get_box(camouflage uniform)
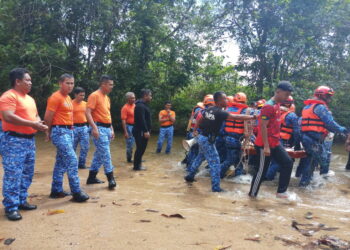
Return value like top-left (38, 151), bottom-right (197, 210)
top-left (73, 125), bottom-right (90, 168)
top-left (2, 134), bottom-right (35, 212)
top-left (51, 127), bottom-right (81, 193)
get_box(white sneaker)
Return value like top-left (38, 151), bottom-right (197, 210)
top-left (321, 170), bottom-right (335, 178)
top-left (276, 192), bottom-right (297, 202)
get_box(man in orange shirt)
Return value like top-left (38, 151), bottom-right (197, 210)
top-left (44, 74), bottom-right (89, 202)
top-left (121, 92), bottom-right (135, 163)
top-left (86, 75), bottom-right (116, 189)
top-left (156, 101), bottom-right (176, 154)
top-left (72, 87), bottom-right (90, 169)
top-left (0, 68), bottom-right (48, 221)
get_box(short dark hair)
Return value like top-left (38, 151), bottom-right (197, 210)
top-left (140, 89), bottom-right (152, 98)
top-left (9, 68), bottom-right (29, 87)
top-left (277, 81), bottom-right (293, 92)
top-left (213, 91), bottom-right (225, 103)
top-left (73, 87), bottom-right (85, 95)
top-left (99, 75), bottom-right (113, 85)
top-left (164, 101), bottom-right (172, 106)
top-left (58, 73), bottom-right (74, 83)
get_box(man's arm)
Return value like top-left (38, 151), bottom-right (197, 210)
top-left (121, 119), bottom-right (128, 138)
top-left (315, 105), bottom-right (347, 134)
top-left (261, 119), bottom-right (270, 156)
top-left (86, 107), bottom-right (99, 139)
top-left (170, 112), bottom-right (175, 123)
top-left (43, 110), bottom-right (55, 141)
top-left (228, 113), bottom-right (255, 120)
top-left (2, 110), bottom-right (47, 131)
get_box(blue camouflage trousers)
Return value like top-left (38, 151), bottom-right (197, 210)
top-left (156, 126), bottom-right (174, 153)
top-left (126, 124), bottom-right (135, 160)
top-left (2, 134), bottom-right (35, 212)
top-left (220, 135), bottom-right (242, 178)
top-left (216, 135), bottom-right (227, 162)
top-left (73, 125), bottom-right (90, 167)
top-left (0, 121), bottom-right (3, 155)
top-left (90, 126), bottom-right (114, 174)
top-left (299, 133), bottom-right (328, 186)
top-left (51, 127), bottom-right (81, 193)
top-left (186, 134), bottom-right (221, 192)
top-left (185, 131), bottom-right (199, 169)
top-left (323, 139), bottom-right (333, 174)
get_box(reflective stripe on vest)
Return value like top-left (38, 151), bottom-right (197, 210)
top-left (224, 105), bottom-right (245, 134)
top-left (280, 111), bottom-right (293, 140)
top-left (301, 103), bottom-right (327, 134)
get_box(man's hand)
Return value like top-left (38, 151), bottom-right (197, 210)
top-left (111, 128), bottom-right (115, 140)
top-left (263, 146), bottom-right (271, 156)
top-left (144, 132), bottom-right (150, 139)
top-left (124, 132), bottom-right (130, 139)
top-left (92, 127), bottom-right (99, 139)
top-left (32, 121), bottom-right (48, 132)
top-left (193, 130), bottom-right (199, 137)
top-left (45, 130), bottom-right (51, 142)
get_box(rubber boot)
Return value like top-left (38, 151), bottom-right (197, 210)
top-left (86, 171), bottom-right (105, 184)
top-left (106, 172), bottom-right (116, 189)
top-left (72, 191), bottom-right (89, 202)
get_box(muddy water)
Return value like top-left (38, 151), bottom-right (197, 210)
top-left (0, 134), bottom-right (349, 250)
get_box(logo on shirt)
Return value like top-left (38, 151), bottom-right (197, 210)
top-left (205, 111), bottom-right (215, 120)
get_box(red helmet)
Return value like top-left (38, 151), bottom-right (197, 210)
top-left (314, 86), bottom-right (334, 98)
top-left (203, 94), bottom-right (214, 106)
top-left (256, 99), bottom-right (266, 108)
top-left (234, 92), bottom-right (247, 104)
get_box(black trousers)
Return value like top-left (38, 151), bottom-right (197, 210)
top-left (133, 130), bottom-right (148, 169)
top-left (249, 145), bottom-right (293, 197)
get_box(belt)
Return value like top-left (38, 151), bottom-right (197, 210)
top-left (52, 125), bottom-right (73, 129)
top-left (96, 122), bottom-right (111, 128)
top-left (74, 123), bottom-right (88, 127)
top-left (161, 125), bottom-right (173, 128)
top-left (8, 131), bottom-right (35, 139)
top-left (126, 123), bottom-right (134, 126)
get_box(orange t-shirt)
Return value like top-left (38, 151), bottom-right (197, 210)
top-left (46, 91), bottom-right (73, 125)
top-left (87, 90), bottom-right (111, 124)
top-left (72, 100), bottom-right (87, 124)
top-left (159, 110), bottom-right (176, 127)
top-left (0, 89), bottom-right (38, 134)
top-left (121, 103), bottom-right (135, 125)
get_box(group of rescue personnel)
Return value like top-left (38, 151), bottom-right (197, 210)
top-left (183, 81), bottom-right (348, 199)
top-left (0, 68), bottom-right (347, 221)
top-left (0, 68), bottom-right (176, 221)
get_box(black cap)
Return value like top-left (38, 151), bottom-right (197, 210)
top-left (277, 81), bottom-right (293, 92)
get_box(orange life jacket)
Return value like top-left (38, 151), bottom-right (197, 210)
top-left (280, 110), bottom-right (293, 140)
top-left (301, 99), bottom-right (328, 134)
top-left (224, 103), bottom-right (248, 135)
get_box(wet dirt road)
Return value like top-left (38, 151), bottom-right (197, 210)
top-left (0, 134), bottom-right (349, 249)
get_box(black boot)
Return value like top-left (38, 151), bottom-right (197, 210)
top-left (86, 171), bottom-right (105, 184)
top-left (5, 210), bottom-right (22, 221)
top-left (49, 190), bottom-right (71, 199)
top-left (72, 191), bottom-right (89, 202)
top-left (19, 202), bottom-right (37, 210)
top-left (106, 172), bottom-right (117, 189)
top-left (346, 152), bottom-right (350, 170)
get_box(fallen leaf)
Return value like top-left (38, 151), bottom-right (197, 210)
top-left (4, 238), bottom-right (15, 245)
top-left (112, 201), bottom-right (122, 206)
top-left (245, 235), bottom-right (261, 242)
top-left (132, 202), bottom-right (141, 206)
top-left (139, 220), bottom-right (151, 223)
top-left (214, 245), bottom-right (232, 250)
top-left (47, 209), bottom-right (65, 215)
top-left (100, 204), bottom-right (106, 208)
top-left (274, 236), bottom-right (302, 247)
top-left (231, 201), bottom-right (236, 204)
top-left (161, 213), bottom-right (185, 219)
top-left (0, 238), bottom-right (4, 242)
top-left (89, 201), bottom-right (99, 203)
top-left (318, 235), bottom-right (350, 249)
top-left (145, 209), bottom-right (159, 213)
top-left (257, 208), bottom-right (268, 213)
top-left (91, 197), bottom-right (100, 200)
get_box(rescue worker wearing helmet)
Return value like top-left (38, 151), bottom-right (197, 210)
top-left (265, 96), bottom-right (301, 180)
top-left (298, 86), bottom-right (347, 186)
top-left (184, 95), bottom-right (214, 169)
top-left (220, 92), bottom-right (249, 178)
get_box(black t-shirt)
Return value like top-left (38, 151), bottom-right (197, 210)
top-left (199, 106), bottom-right (229, 136)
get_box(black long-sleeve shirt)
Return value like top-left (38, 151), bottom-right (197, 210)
top-left (133, 100), bottom-right (151, 133)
